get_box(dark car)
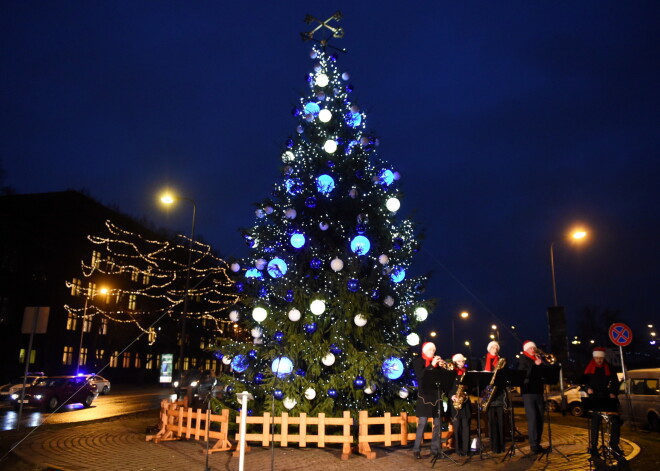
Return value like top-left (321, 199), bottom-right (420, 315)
top-left (10, 375), bottom-right (98, 411)
top-left (173, 370), bottom-right (217, 407)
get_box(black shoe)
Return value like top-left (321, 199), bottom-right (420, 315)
top-left (611, 446), bottom-right (625, 458)
top-left (413, 451), bottom-right (422, 459)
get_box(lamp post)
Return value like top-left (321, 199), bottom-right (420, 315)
top-left (452, 311), bottom-right (469, 353)
top-left (77, 286), bottom-right (108, 374)
top-left (160, 193), bottom-right (197, 381)
top-left (550, 229), bottom-right (587, 307)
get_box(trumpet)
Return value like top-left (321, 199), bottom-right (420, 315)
top-left (537, 349), bottom-right (557, 365)
top-left (433, 356), bottom-right (455, 370)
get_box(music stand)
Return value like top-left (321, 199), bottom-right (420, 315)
top-left (422, 368), bottom-right (459, 467)
top-left (539, 363), bottom-right (569, 461)
top-left (501, 369), bottom-right (529, 462)
top-left (463, 371), bottom-right (494, 460)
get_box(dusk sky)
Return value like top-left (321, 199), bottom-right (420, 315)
top-left (2, 1), bottom-right (659, 357)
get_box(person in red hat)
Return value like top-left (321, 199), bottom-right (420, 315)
top-left (517, 340), bottom-right (548, 454)
top-left (582, 347), bottom-right (622, 458)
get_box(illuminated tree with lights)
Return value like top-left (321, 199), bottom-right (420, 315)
top-left (65, 221), bottom-right (240, 343)
top-left (217, 42), bottom-right (430, 415)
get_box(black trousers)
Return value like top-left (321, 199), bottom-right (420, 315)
top-left (487, 405), bottom-right (505, 453)
top-left (590, 413), bottom-right (621, 448)
top-left (452, 404), bottom-right (471, 455)
top-left (522, 393), bottom-right (544, 449)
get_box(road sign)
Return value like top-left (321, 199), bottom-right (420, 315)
top-left (609, 323), bottom-right (633, 347)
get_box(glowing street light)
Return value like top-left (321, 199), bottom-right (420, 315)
top-left (550, 228), bottom-right (589, 306)
top-left (159, 191), bottom-right (197, 381)
top-left (452, 311), bottom-right (469, 353)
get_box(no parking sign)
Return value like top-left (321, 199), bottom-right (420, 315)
top-left (609, 323), bottom-right (633, 347)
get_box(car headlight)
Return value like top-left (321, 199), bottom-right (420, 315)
top-left (190, 381), bottom-right (199, 388)
top-left (34, 395), bottom-right (42, 400)
top-left (173, 381), bottom-right (179, 388)
top-left (10, 393), bottom-right (18, 400)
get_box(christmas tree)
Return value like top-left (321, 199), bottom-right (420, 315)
top-left (217, 37), bottom-right (430, 415)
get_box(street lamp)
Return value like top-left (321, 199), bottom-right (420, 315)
top-left (452, 311), bottom-right (469, 353)
top-left (491, 324), bottom-right (499, 341)
top-left (77, 286), bottom-right (108, 374)
top-left (550, 228), bottom-right (588, 307)
top-left (464, 340), bottom-right (472, 364)
top-left (160, 192), bottom-right (197, 381)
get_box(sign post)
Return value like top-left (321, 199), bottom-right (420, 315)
top-left (608, 322), bottom-right (635, 431)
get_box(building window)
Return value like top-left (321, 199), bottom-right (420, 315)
top-left (183, 357), bottom-right (189, 371)
top-left (79, 347), bottom-right (88, 366)
top-left (91, 250), bottom-right (102, 268)
top-left (146, 354), bottom-right (154, 370)
top-left (82, 316), bottom-right (91, 333)
top-left (131, 269), bottom-right (139, 282)
top-left (128, 294), bottom-right (136, 311)
top-left (19, 349), bottom-right (36, 364)
top-left (200, 338), bottom-right (205, 349)
top-left (96, 349), bottom-right (105, 364)
top-left (106, 256), bottom-right (115, 273)
top-left (66, 312), bottom-right (78, 331)
top-left (134, 353), bottom-right (141, 368)
top-left (122, 352), bottom-right (131, 368)
top-left (62, 346), bottom-right (74, 365)
top-left (109, 351), bottom-right (119, 368)
top-left (70, 278), bottom-right (83, 296)
top-left (99, 318), bottom-right (108, 335)
top-left (143, 272), bottom-right (150, 285)
top-left (205, 359), bottom-right (211, 370)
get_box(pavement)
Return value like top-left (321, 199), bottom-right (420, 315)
top-left (0, 412), bottom-right (641, 471)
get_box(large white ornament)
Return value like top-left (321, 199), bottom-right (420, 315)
top-left (310, 299), bottom-right (326, 315)
top-left (364, 384), bottom-right (377, 395)
top-left (406, 333), bottom-right (420, 346)
top-left (384, 296), bottom-right (395, 307)
top-left (354, 314), bottom-right (368, 327)
top-left (255, 258), bottom-right (267, 270)
top-left (318, 109), bottom-right (332, 123)
top-left (283, 397), bottom-right (297, 410)
top-left (221, 356), bottom-right (232, 365)
top-left (342, 72), bottom-right (350, 81)
top-left (323, 139), bottom-right (337, 154)
top-left (288, 308), bottom-right (301, 322)
top-left (229, 310), bottom-right (240, 322)
top-left (386, 197), bottom-right (401, 212)
top-left (282, 151), bottom-right (295, 163)
top-left (321, 353), bottom-right (336, 366)
top-left (399, 388), bottom-right (410, 399)
top-left (285, 208), bottom-right (297, 219)
top-left (378, 254), bottom-right (389, 265)
top-left (252, 307), bottom-right (267, 323)
top-left (251, 327), bottom-right (263, 338)
top-left (414, 307), bottom-right (429, 321)
top-left (330, 258), bottom-right (344, 272)
top-left (315, 73), bottom-right (329, 87)
top-left (255, 209), bottom-right (265, 218)
top-left (304, 388), bottom-right (316, 400)
top-left (230, 262), bottom-right (241, 272)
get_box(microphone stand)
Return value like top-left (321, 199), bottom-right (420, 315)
top-left (431, 380), bottom-right (458, 467)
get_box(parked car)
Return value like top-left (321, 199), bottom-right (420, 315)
top-left (547, 385), bottom-right (588, 416)
top-left (0, 372), bottom-right (47, 402)
top-left (619, 368), bottom-right (660, 432)
top-left (10, 375), bottom-right (98, 411)
top-left (83, 374), bottom-right (111, 395)
top-left (173, 370), bottom-right (217, 407)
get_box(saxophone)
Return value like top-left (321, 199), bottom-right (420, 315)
top-left (479, 357), bottom-right (506, 412)
top-left (453, 371), bottom-right (468, 410)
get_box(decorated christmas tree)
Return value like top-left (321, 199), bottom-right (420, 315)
top-left (217, 25), bottom-right (430, 415)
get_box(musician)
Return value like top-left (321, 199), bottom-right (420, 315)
top-left (483, 341), bottom-right (506, 453)
top-left (517, 340), bottom-right (547, 454)
top-left (449, 353), bottom-right (472, 456)
top-left (582, 347), bottom-right (622, 457)
top-left (412, 342), bottom-right (446, 459)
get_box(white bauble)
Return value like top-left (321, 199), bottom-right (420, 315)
top-left (282, 150), bottom-right (295, 162)
top-left (229, 310), bottom-right (240, 322)
top-left (255, 258), bottom-right (267, 270)
top-left (283, 397), bottom-right (297, 410)
top-left (321, 353), bottom-right (336, 366)
top-left (230, 263), bottom-right (241, 272)
top-left (252, 307), bottom-right (267, 323)
top-left (354, 314), bottom-right (368, 327)
top-left (386, 197), bottom-right (401, 212)
top-left (285, 208), bottom-right (297, 219)
top-left (310, 299), bottom-right (326, 315)
top-left (304, 388), bottom-right (316, 400)
top-left (296, 125), bottom-right (304, 134)
top-left (323, 139), bottom-right (337, 154)
top-left (318, 109), bottom-right (332, 123)
top-left (406, 333), bottom-right (420, 346)
top-left (319, 221), bottom-right (329, 231)
top-left (364, 384), bottom-right (376, 395)
top-left (342, 72), bottom-right (350, 81)
top-left (221, 356), bottom-right (232, 365)
top-left (315, 73), bottom-right (329, 87)
top-left (310, 51), bottom-right (318, 59)
top-left (251, 327), bottom-right (263, 338)
top-left (378, 254), bottom-right (389, 265)
top-left (330, 258), bottom-right (344, 272)
top-left (384, 296), bottom-right (395, 307)
top-left (414, 307), bottom-right (429, 321)
top-left (255, 209), bottom-right (265, 218)
top-left (399, 388), bottom-right (409, 399)
top-left (288, 308), bottom-right (301, 322)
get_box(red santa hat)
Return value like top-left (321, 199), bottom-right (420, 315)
top-left (421, 342), bottom-right (436, 358)
top-left (592, 347), bottom-right (606, 358)
top-left (523, 340), bottom-right (536, 352)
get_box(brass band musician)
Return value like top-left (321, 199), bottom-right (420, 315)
top-left (483, 341), bottom-right (506, 453)
top-left (449, 353), bottom-right (472, 456)
top-left (412, 342), bottom-right (446, 459)
top-left (517, 340), bottom-right (548, 454)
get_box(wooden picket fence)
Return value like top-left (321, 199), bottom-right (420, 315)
top-left (146, 399), bottom-right (232, 454)
top-left (233, 410), bottom-right (353, 460)
top-left (146, 401), bottom-right (452, 460)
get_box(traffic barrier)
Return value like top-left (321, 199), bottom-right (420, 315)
top-left (233, 410), bottom-right (353, 460)
top-left (146, 399), bottom-right (232, 454)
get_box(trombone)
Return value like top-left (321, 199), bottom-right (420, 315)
top-left (537, 349), bottom-right (557, 365)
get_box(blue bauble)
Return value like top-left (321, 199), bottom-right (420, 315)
top-left (245, 268), bottom-right (263, 279)
top-left (246, 239), bottom-right (255, 248)
top-left (290, 232), bottom-right (305, 248)
top-left (285, 226), bottom-right (296, 235)
top-left (390, 267), bottom-right (406, 283)
top-left (305, 197), bottom-right (317, 208)
top-left (285, 290), bottom-right (295, 302)
top-left (248, 350), bottom-right (258, 359)
top-left (291, 107), bottom-right (301, 117)
top-left (295, 369), bottom-right (306, 377)
top-left (330, 344), bottom-right (342, 355)
top-left (401, 314), bottom-right (409, 323)
top-left (310, 258), bottom-right (322, 269)
top-left (345, 83), bottom-right (353, 93)
top-left (379, 169), bottom-right (395, 187)
top-left (328, 388), bottom-right (338, 398)
top-left (327, 160), bottom-right (335, 168)
top-left (370, 289), bottom-right (380, 300)
top-left (254, 373), bottom-right (264, 384)
top-left (304, 323), bottom-right (317, 334)
top-left (274, 389), bottom-right (284, 400)
top-left (382, 357), bottom-right (405, 380)
top-left (285, 178), bottom-right (303, 195)
top-left (271, 356), bottom-right (294, 378)
top-left (303, 102), bottom-right (320, 116)
top-left (258, 286), bottom-right (268, 298)
top-left (347, 279), bottom-right (360, 292)
top-left (393, 237), bottom-right (404, 250)
top-left (316, 174), bottom-right (335, 195)
top-left (226, 385), bottom-right (234, 394)
top-left (412, 379), bottom-right (419, 388)
top-left (274, 331), bottom-right (284, 342)
top-left (286, 138), bottom-right (294, 148)
top-left (329, 52), bottom-right (338, 62)
top-left (345, 111), bottom-right (362, 128)
top-left (231, 355), bottom-right (249, 373)
top-left (234, 282), bottom-right (244, 293)
top-left (213, 351), bottom-right (223, 360)
top-left (353, 375), bottom-right (366, 388)
top-left (267, 258), bottom-right (288, 278)
top-left (356, 224), bottom-right (366, 234)
top-left (350, 235), bottom-right (371, 255)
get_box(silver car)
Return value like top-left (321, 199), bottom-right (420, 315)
top-left (0, 373), bottom-right (47, 401)
top-left (83, 374), bottom-right (111, 395)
